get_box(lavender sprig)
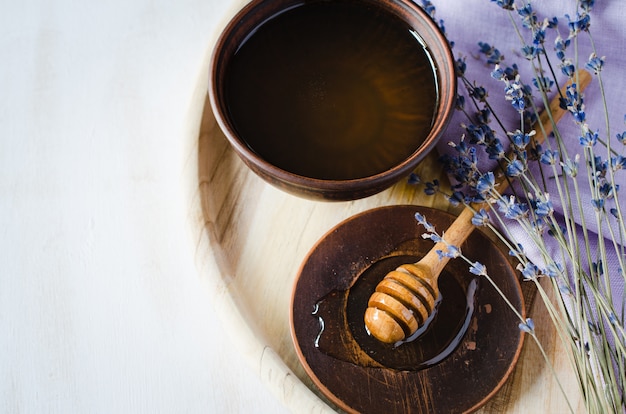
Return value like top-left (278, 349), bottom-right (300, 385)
top-left (415, 1), bottom-right (625, 412)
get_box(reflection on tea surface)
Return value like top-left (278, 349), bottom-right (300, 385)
top-left (225, 0), bottom-right (438, 180)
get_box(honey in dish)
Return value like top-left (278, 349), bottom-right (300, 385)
top-left (313, 255), bottom-right (478, 371)
top-left (224, 0), bottom-right (438, 180)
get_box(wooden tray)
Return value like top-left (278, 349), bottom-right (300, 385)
top-left (195, 89), bottom-right (588, 412)
top-left (193, 7), bottom-right (584, 408)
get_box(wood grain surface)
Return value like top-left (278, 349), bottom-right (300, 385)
top-left (198, 94), bottom-right (585, 413)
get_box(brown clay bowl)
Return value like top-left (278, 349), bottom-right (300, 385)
top-left (208, 0), bottom-right (456, 201)
top-left (290, 205), bottom-right (525, 413)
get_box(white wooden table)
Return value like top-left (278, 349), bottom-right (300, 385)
top-left (0, 1), bottom-right (288, 412)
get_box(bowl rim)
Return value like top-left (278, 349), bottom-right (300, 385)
top-left (208, 0), bottom-right (457, 198)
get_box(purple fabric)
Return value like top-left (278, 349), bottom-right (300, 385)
top-left (430, 2), bottom-right (625, 319)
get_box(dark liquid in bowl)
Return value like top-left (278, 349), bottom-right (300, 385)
top-left (224, 0), bottom-right (438, 180)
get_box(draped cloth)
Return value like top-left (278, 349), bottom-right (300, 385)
top-left (430, 0), bottom-right (624, 365)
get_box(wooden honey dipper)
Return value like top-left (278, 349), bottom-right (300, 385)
top-left (364, 70), bottom-right (592, 344)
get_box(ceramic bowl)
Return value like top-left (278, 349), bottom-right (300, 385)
top-left (209, 0), bottom-right (456, 201)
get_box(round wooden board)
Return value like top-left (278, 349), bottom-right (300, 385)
top-left (291, 205), bottom-right (524, 413)
top-left (195, 93), bottom-right (584, 412)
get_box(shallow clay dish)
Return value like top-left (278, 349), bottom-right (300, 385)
top-left (290, 205), bottom-right (525, 413)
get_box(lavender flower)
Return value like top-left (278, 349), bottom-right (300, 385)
top-left (471, 209), bottom-right (490, 226)
top-left (446, 191), bottom-right (465, 207)
top-left (540, 149), bottom-right (559, 165)
top-left (580, 0), bottom-right (596, 13)
top-left (491, 64), bottom-right (505, 81)
top-left (469, 261), bottom-right (487, 276)
top-left (579, 129), bottom-right (599, 147)
top-left (502, 63), bottom-right (519, 80)
top-left (598, 182), bottom-right (618, 199)
top-left (486, 138), bottom-right (505, 160)
top-left (591, 198), bottom-right (604, 211)
top-left (518, 318), bottom-right (536, 334)
top-left (422, 232), bottom-right (443, 243)
top-left (503, 77), bottom-right (527, 112)
top-left (532, 28), bottom-right (546, 46)
top-left (436, 244), bottom-right (461, 259)
top-left (490, 0), bottom-right (514, 10)
top-left (544, 263), bottom-right (563, 278)
top-left (455, 94), bottom-right (466, 111)
top-left (510, 130), bottom-right (533, 149)
top-left (586, 53), bottom-right (605, 74)
top-left (419, 0), bottom-right (436, 18)
top-left (546, 17), bottom-right (559, 29)
top-left (562, 83), bottom-right (586, 123)
top-left (517, 3), bottom-right (537, 29)
top-left (414, 212), bottom-right (436, 233)
top-left (478, 42), bottom-right (504, 64)
top-left (522, 44), bottom-right (542, 60)
top-left (561, 156), bottom-right (579, 177)
top-left (566, 12), bottom-right (591, 36)
top-left (532, 76), bottom-right (554, 92)
top-left (611, 155), bottom-right (626, 171)
top-left (455, 58), bottom-right (467, 77)
top-left (518, 262), bottom-right (541, 281)
top-left (506, 159), bottom-right (526, 177)
top-left (424, 179), bottom-right (440, 195)
top-left (476, 172), bottom-right (495, 195)
top-left (555, 35), bottom-right (570, 55)
top-left (476, 107), bottom-right (491, 125)
top-left (534, 198), bottom-right (554, 217)
top-left (469, 85), bottom-right (488, 102)
top-left (497, 196), bottom-right (529, 220)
